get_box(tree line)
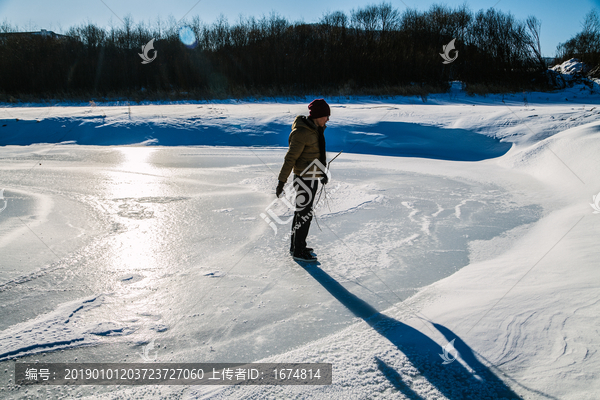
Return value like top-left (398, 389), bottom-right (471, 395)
top-left (0, 3), bottom-right (554, 100)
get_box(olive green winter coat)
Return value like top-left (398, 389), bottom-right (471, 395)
top-left (278, 115), bottom-right (326, 182)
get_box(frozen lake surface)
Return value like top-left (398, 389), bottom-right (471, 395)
top-left (0, 145), bottom-right (540, 362)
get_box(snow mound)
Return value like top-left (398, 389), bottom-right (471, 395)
top-left (501, 119), bottom-right (600, 192)
top-left (551, 58), bottom-right (589, 75)
top-left (547, 58), bottom-right (600, 92)
top-left (0, 297), bottom-right (104, 360)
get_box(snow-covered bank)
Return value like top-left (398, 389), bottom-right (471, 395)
top-left (0, 94), bottom-right (599, 399)
top-left (2, 80), bottom-right (600, 152)
top-left (182, 119), bottom-right (600, 400)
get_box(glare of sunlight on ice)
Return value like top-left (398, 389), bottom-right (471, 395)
top-left (118, 147), bottom-right (157, 175)
top-left (102, 147), bottom-right (164, 199)
top-left (99, 146), bottom-right (172, 277)
top-left (111, 221), bottom-right (163, 272)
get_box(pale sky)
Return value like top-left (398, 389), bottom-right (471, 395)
top-left (1, 0), bottom-right (599, 56)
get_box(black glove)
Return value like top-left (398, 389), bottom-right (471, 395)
top-left (275, 181), bottom-right (285, 198)
top-left (321, 175), bottom-right (328, 185)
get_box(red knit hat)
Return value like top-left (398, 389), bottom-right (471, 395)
top-left (308, 98), bottom-right (331, 119)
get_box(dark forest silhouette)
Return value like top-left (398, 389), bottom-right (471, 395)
top-left (0, 3), bottom-right (595, 100)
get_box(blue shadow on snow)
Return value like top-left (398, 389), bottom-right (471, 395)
top-left (296, 260), bottom-right (523, 399)
top-left (0, 118), bottom-right (510, 161)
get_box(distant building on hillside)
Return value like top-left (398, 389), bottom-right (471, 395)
top-left (0, 29), bottom-right (67, 39)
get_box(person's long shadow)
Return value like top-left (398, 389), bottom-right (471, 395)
top-left (297, 261), bottom-right (523, 399)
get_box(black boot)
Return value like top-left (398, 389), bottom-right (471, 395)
top-left (293, 249), bottom-right (317, 262)
top-left (290, 247), bottom-right (313, 256)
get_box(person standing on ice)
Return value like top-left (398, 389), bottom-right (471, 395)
top-left (275, 98), bottom-right (330, 263)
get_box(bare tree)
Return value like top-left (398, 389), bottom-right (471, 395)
top-left (526, 16), bottom-right (544, 70)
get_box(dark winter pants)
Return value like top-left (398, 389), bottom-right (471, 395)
top-left (290, 175), bottom-right (318, 255)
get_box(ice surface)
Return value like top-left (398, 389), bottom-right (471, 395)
top-left (1, 90), bottom-right (600, 399)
